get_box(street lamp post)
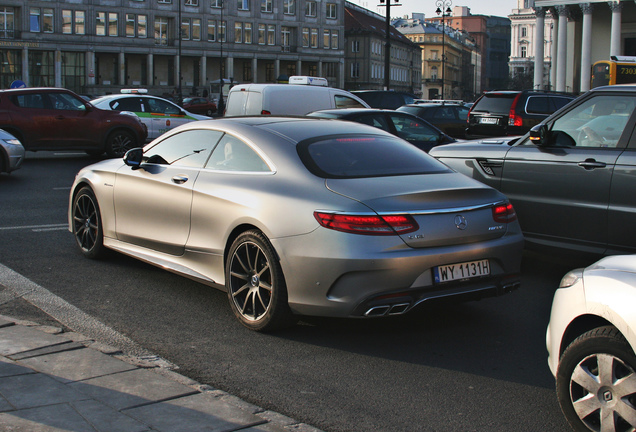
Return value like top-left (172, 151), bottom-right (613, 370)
top-left (217, 0), bottom-right (225, 116)
top-left (378, 0), bottom-right (401, 91)
top-left (436, 0), bottom-right (452, 100)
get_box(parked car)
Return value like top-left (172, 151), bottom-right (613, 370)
top-left (69, 117), bottom-right (524, 331)
top-left (0, 87), bottom-right (147, 157)
top-left (0, 129), bottom-right (25, 174)
top-left (308, 108), bottom-right (457, 152)
top-left (351, 90), bottom-right (417, 110)
top-left (224, 76), bottom-right (369, 116)
top-left (398, 102), bottom-right (471, 138)
top-left (466, 90), bottom-right (576, 138)
top-left (430, 84), bottom-right (636, 255)
top-left (546, 254), bottom-right (636, 432)
top-left (92, 91), bottom-right (210, 141)
top-left (182, 97), bottom-right (217, 116)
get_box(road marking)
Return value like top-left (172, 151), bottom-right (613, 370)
top-left (0, 224), bottom-right (68, 231)
top-left (0, 263), bottom-right (153, 357)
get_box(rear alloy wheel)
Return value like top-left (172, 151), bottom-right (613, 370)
top-left (72, 187), bottom-right (106, 259)
top-left (106, 130), bottom-right (136, 158)
top-left (556, 326), bottom-right (636, 432)
top-left (226, 230), bottom-right (294, 331)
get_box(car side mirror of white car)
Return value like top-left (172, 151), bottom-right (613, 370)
top-left (124, 147), bottom-right (144, 169)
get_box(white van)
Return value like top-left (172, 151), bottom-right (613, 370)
top-left (224, 76), bottom-right (370, 116)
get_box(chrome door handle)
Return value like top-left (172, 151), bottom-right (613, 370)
top-left (578, 159), bottom-right (606, 170)
top-left (172, 175), bottom-right (188, 184)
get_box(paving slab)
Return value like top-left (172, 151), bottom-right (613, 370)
top-left (18, 346), bottom-right (138, 383)
top-left (126, 391), bottom-right (269, 432)
top-left (0, 356), bottom-right (36, 378)
top-left (70, 399), bottom-right (151, 432)
top-left (0, 373), bottom-right (89, 410)
top-left (70, 367), bottom-right (199, 411)
top-left (0, 325), bottom-right (65, 357)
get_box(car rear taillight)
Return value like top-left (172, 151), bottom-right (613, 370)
top-left (492, 203), bottom-right (517, 223)
top-left (261, 110), bottom-right (271, 115)
top-left (508, 94), bottom-right (523, 127)
top-left (314, 212), bottom-right (419, 236)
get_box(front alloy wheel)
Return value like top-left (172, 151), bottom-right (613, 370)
top-left (226, 230), bottom-right (294, 331)
top-left (106, 130), bottom-right (136, 158)
top-left (556, 326), bottom-right (636, 432)
top-left (72, 187), bottom-right (105, 259)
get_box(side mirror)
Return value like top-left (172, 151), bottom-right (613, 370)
top-left (123, 148), bottom-right (143, 169)
top-left (529, 124), bottom-right (548, 146)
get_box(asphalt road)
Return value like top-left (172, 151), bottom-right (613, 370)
top-left (0, 151), bottom-right (595, 431)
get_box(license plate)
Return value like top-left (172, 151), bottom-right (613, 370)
top-left (434, 259), bottom-right (490, 283)
top-left (480, 117), bottom-right (498, 124)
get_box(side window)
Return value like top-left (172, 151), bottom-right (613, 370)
top-left (143, 129), bottom-right (222, 167)
top-left (433, 107), bottom-right (455, 119)
top-left (550, 95), bottom-right (636, 148)
top-left (354, 114), bottom-right (391, 131)
top-left (148, 98), bottom-right (181, 115)
top-left (525, 96), bottom-right (550, 115)
top-left (457, 106), bottom-right (470, 121)
top-left (110, 97), bottom-right (142, 112)
top-left (12, 94), bottom-right (47, 109)
top-left (551, 96), bottom-right (574, 111)
top-left (390, 113), bottom-right (439, 142)
top-left (206, 134), bottom-right (270, 172)
top-left (49, 93), bottom-right (86, 111)
top-left (335, 94), bottom-right (366, 109)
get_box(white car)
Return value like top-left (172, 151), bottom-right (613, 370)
top-left (546, 255), bottom-right (636, 432)
top-left (0, 128), bottom-right (25, 174)
top-left (92, 92), bottom-right (210, 141)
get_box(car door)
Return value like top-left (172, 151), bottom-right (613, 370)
top-left (607, 146), bottom-right (636, 253)
top-left (144, 97), bottom-right (190, 139)
top-left (499, 94), bottom-right (636, 252)
top-left (113, 129), bottom-right (222, 255)
top-left (46, 92), bottom-right (101, 147)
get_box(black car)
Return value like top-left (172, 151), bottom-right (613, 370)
top-left (350, 90), bottom-right (417, 110)
top-left (398, 102), bottom-right (471, 138)
top-left (307, 108), bottom-right (457, 152)
top-left (466, 90), bottom-right (576, 138)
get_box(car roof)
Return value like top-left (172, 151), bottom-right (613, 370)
top-left (0, 87), bottom-right (74, 95)
top-left (309, 108), bottom-right (412, 117)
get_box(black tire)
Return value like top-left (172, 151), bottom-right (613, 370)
top-left (556, 326), bottom-right (636, 432)
top-left (226, 230), bottom-right (295, 332)
top-left (206, 109), bottom-right (214, 116)
top-left (72, 187), bottom-right (106, 259)
top-left (105, 130), bottom-right (136, 158)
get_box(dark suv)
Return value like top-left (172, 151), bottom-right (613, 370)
top-left (466, 90), bottom-right (576, 138)
top-left (0, 87), bottom-right (148, 157)
top-left (398, 102), bottom-right (470, 138)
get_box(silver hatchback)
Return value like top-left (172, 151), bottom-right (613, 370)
top-left (0, 128), bottom-right (25, 174)
top-left (69, 117), bottom-right (524, 331)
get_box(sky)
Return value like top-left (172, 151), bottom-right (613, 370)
top-left (348, 0), bottom-right (519, 21)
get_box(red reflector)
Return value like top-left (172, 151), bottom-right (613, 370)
top-left (492, 203), bottom-right (517, 223)
top-left (261, 110), bottom-right (271, 115)
top-left (314, 212), bottom-right (418, 236)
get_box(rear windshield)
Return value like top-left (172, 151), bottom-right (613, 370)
top-left (471, 93), bottom-right (517, 114)
top-left (297, 135), bottom-right (450, 179)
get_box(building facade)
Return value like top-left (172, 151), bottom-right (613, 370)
top-left (508, 0), bottom-right (555, 90)
top-left (394, 13), bottom-right (480, 100)
top-left (532, 0), bottom-right (636, 94)
top-left (344, 3), bottom-right (421, 95)
top-left (0, 0), bottom-right (347, 96)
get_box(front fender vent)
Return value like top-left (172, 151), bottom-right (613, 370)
top-left (477, 159), bottom-right (503, 176)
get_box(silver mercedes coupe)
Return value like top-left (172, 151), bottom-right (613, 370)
top-left (69, 117), bottom-right (524, 331)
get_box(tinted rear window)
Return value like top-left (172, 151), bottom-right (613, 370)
top-left (297, 135), bottom-right (449, 179)
top-left (471, 93), bottom-right (517, 114)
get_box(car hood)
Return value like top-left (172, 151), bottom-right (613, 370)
top-left (325, 172), bottom-right (512, 248)
top-left (587, 255), bottom-right (636, 274)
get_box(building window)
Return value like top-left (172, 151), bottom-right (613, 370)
top-left (323, 29), bottom-right (330, 49)
top-left (310, 28), bottom-right (318, 48)
top-left (30, 8), bottom-right (41, 32)
top-left (182, 18), bottom-right (191, 40)
top-left (235, 22), bottom-right (243, 43)
top-left (282, 26), bottom-right (291, 48)
top-left (267, 24), bottom-right (275, 45)
top-left (520, 46), bottom-right (527, 58)
top-left (258, 23), bottom-right (265, 44)
top-left (326, 3), bottom-right (337, 19)
top-left (108, 13), bottom-right (118, 36)
top-left (158, 0), bottom-right (172, 3)
top-left (155, 17), bottom-right (169, 45)
top-left (245, 23), bottom-right (252, 43)
top-left (308, 65), bottom-right (317, 76)
top-left (521, 27), bottom-right (527, 37)
top-left (0, 7), bottom-right (13, 39)
top-left (96, 12), bottom-right (106, 36)
top-left (192, 18), bottom-right (201, 40)
top-left (243, 63), bottom-right (252, 81)
top-left (138, 15), bottom-right (147, 38)
top-left (126, 14), bottom-right (135, 37)
top-left (238, 0), bottom-right (250, 10)
top-left (42, 8), bottom-right (54, 33)
top-left (331, 30), bottom-right (338, 49)
top-left (207, 20), bottom-right (216, 41)
top-left (305, 1), bottom-right (317, 17)
top-left (352, 40), bottom-right (359, 52)
top-left (284, 0), bottom-right (295, 15)
top-left (63, 10), bottom-right (73, 34)
top-left (211, 0), bottom-right (222, 8)
top-left (219, 20), bottom-right (226, 42)
top-left (266, 63), bottom-right (274, 81)
top-left (351, 62), bottom-right (359, 78)
top-left (185, 0), bottom-right (199, 5)
top-left (261, 0), bottom-right (273, 13)
top-left (302, 27), bottom-right (309, 47)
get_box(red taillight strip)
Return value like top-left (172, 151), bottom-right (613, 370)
top-left (492, 203), bottom-right (517, 223)
top-left (508, 93), bottom-right (523, 127)
top-left (314, 212), bottom-right (419, 236)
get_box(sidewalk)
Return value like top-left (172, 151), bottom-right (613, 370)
top-left (0, 314), bottom-right (321, 432)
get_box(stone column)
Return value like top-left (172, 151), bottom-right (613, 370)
top-left (87, 51), bottom-right (96, 86)
top-left (555, 5), bottom-right (569, 92)
top-left (252, 58), bottom-right (258, 83)
top-left (119, 51), bottom-right (126, 86)
top-left (147, 53), bottom-right (153, 86)
top-left (55, 49), bottom-right (62, 88)
top-left (22, 46), bottom-right (29, 86)
top-left (609, 1), bottom-right (622, 57)
top-left (533, 7), bottom-right (546, 90)
top-left (550, 12), bottom-right (558, 90)
top-left (200, 55), bottom-right (206, 88)
top-left (580, 3), bottom-right (593, 92)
